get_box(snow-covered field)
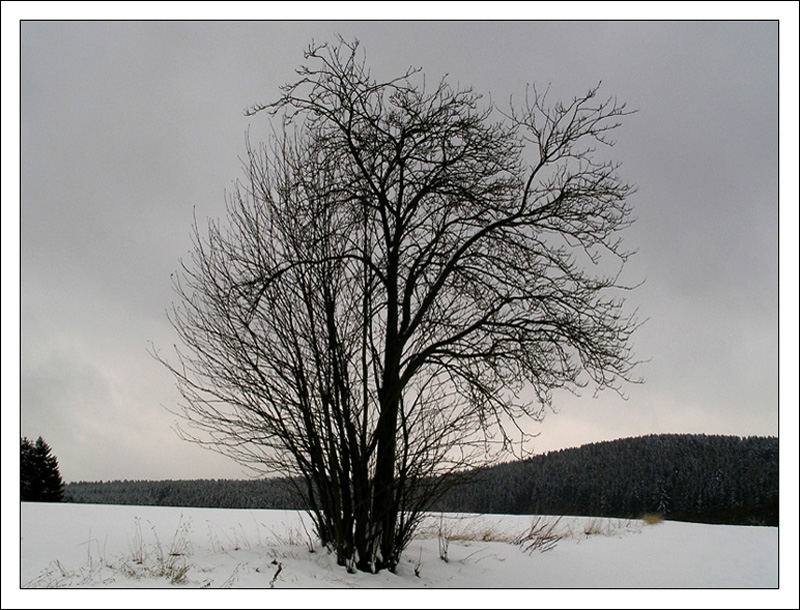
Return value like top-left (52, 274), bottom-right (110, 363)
top-left (13, 501), bottom-right (791, 607)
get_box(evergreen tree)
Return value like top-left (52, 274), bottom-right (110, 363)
top-left (20, 436), bottom-right (65, 502)
top-left (20, 438), bottom-right (37, 501)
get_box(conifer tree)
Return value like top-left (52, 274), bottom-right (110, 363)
top-left (20, 436), bottom-right (65, 502)
top-left (20, 437), bottom-right (37, 501)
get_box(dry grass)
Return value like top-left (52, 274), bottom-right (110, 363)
top-left (640, 513), bottom-right (665, 525)
top-left (425, 513), bottom-right (642, 559)
top-left (24, 533), bottom-right (117, 587)
top-left (426, 514), bottom-right (522, 562)
top-left (579, 517), bottom-right (637, 538)
top-left (422, 514), bottom-right (522, 562)
top-left (121, 515), bottom-right (193, 584)
top-left (513, 516), bottom-right (565, 553)
top-left (25, 515), bottom-right (196, 587)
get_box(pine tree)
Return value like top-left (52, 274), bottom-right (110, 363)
top-left (20, 436), bottom-right (65, 502)
top-left (652, 479), bottom-right (671, 515)
top-left (20, 437), bottom-right (37, 501)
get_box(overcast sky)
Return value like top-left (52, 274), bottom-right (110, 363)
top-left (10, 18), bottom-right (790, 482)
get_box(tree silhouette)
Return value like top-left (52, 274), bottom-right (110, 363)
top-left (157, 37), bottom-right (640, 572)
top-left (21, 436), bottom-right (65, 502)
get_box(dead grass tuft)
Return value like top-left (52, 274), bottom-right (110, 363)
top-left (513, 516), bottom-right (565, 553)
top-left (640, 513), bottom-right (664, 525)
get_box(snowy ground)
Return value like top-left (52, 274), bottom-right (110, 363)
top-left (13, 502), bottom-right (787, 606)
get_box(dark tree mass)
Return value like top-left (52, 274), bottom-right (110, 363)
top-left (21, 436), bottom-right (65, 502)
top-left (155, 37), bottom-right (640, 571)
top-left (432, 433), bottom-right (778, 526)
top-left (65, 434), bottom-right (777, 527)
top-left (65, 477), bottom-right (301, 510)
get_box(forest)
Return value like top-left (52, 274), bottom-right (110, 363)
top-left (64, 434), bottom-right (778, 526)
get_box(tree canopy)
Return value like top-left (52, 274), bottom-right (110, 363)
top-left (158, 37), bottom-right (640, 572)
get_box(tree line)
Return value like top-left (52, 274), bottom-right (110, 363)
top-left (64, 477), bottom-right (301, 510)
top-left (63, 434), bottom-right (778, 526)
top-left (432, 433), bottom-right (778, 526)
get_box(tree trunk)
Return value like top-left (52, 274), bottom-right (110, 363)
top-left (373, 389), bottom-right (400, 570)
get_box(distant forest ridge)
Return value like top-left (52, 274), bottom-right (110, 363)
top-left (65, 433), bottom-right (778, 526)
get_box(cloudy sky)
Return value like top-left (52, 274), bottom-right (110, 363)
top-left (8, 16), bottom-right (794, 482)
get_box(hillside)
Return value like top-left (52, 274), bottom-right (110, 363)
top-left (64, 433), bottom-right (778, 526)
top-left (432, 433), bottom-right (778, 525)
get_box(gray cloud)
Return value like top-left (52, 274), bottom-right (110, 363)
top-left (19, 20), bottom-right (779, 480)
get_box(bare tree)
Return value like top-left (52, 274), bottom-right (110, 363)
top-left (156, 37), bottom-right (641, 572)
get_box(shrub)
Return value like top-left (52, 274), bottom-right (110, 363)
top-left (640, 513), bottom-right (664, 525)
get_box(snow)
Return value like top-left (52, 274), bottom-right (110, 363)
top-left (12, 502), bottom-right (789, 607)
